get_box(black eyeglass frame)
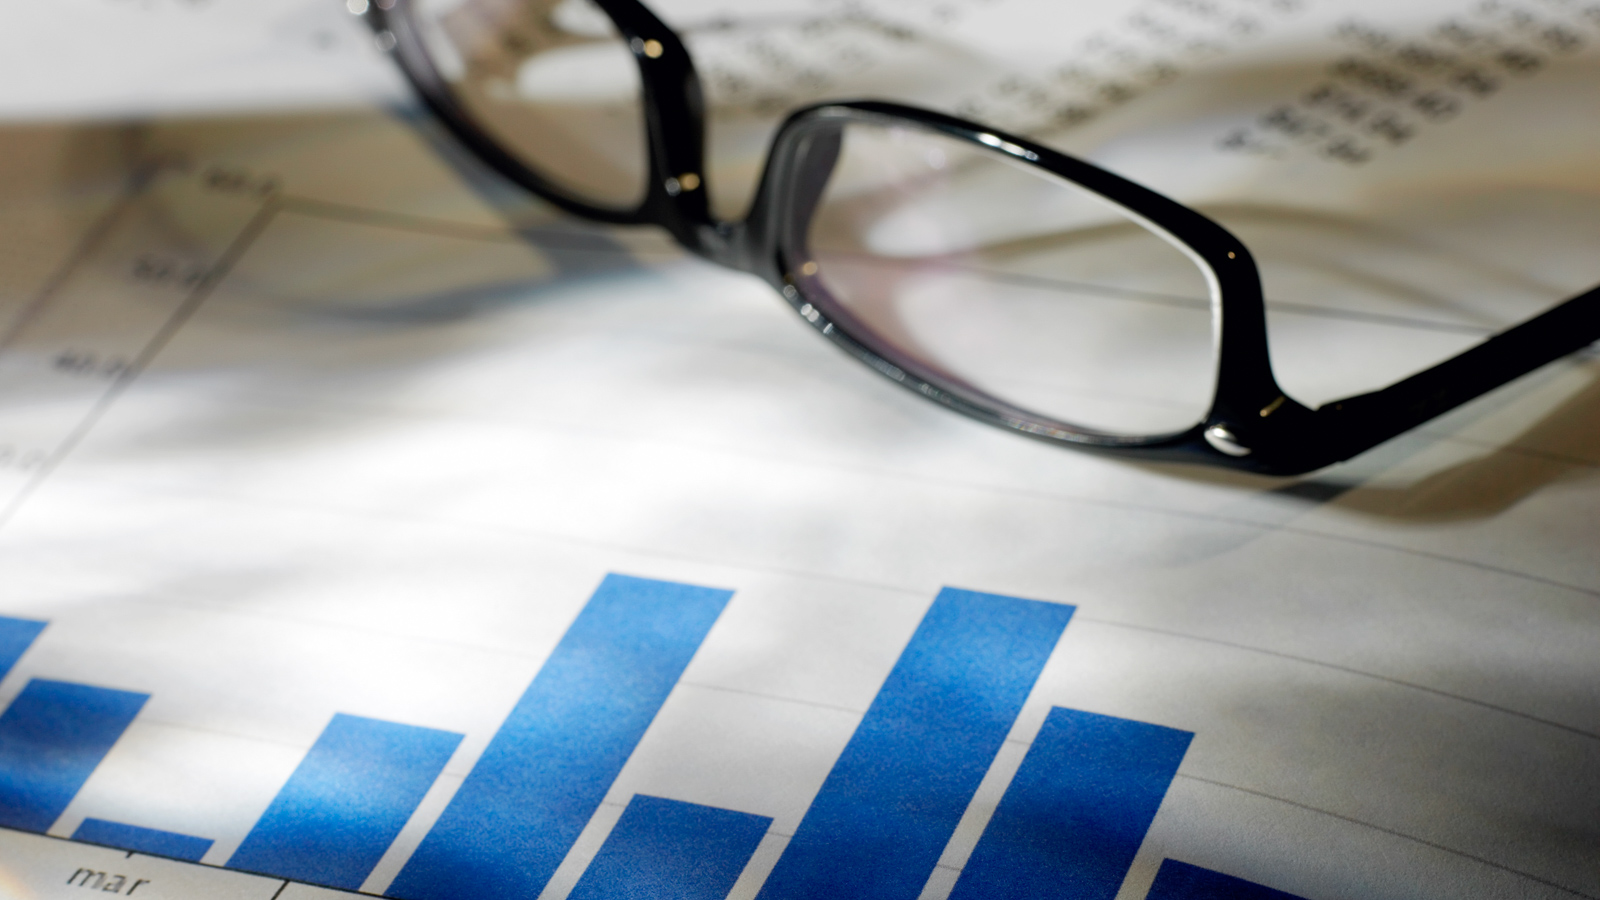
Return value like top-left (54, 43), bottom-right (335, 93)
top-left (362, 0), bottom-right (1600, 477)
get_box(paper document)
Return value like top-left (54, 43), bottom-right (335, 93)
top-left (0, 1), bottom-right (1596, 899)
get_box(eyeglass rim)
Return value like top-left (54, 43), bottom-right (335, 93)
top-left (362, 0), bottom-right (1600, 477)
top-left (751, 104), bottom-right (1283, 453)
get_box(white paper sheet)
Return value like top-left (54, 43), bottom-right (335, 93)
top-left (0, 2), bottom-right (1596, 899)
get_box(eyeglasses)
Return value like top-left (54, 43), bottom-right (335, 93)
top-left (356, 0), bottom-right (1600, 476)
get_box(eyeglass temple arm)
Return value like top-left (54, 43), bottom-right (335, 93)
top-left (1305, 281), bottom-right (1600, 464)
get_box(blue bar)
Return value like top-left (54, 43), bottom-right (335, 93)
top-left (0, 679), bottom-right (147, 832)
top-left (757, 588), bottom-right (1074, 900)
top-left (391, 574), bottom-right (735, 900)
top-left (0, 616), bottom-right (45, 681)
top-left (73, 818), bottom-right (213, 862)
top-left (1146, 860), bottom-right (1308, 900)
top-left (228, 713), bottom-right (462, 889)
top-left (568, 795), bottom-right (771, 900)
top-left (948, 707), bottom-right (1193, 900)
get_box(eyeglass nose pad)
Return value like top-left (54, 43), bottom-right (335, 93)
top-left (783, 127), bottom-right (844, 254)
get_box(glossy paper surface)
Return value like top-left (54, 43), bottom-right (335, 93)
top-left (0, 2), bottom-right (1595, 899)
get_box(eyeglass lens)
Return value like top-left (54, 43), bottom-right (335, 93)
top-left (410, 0), bottom-right (650, 210)
top-left (798, 123), bottom-right (1220, 437)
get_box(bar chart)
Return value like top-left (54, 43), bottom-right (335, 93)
top-left (0, 577), bottom-right (1309, 900)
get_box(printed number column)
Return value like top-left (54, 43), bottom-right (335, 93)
top-left (0, 164), bottom-right (275, 518)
